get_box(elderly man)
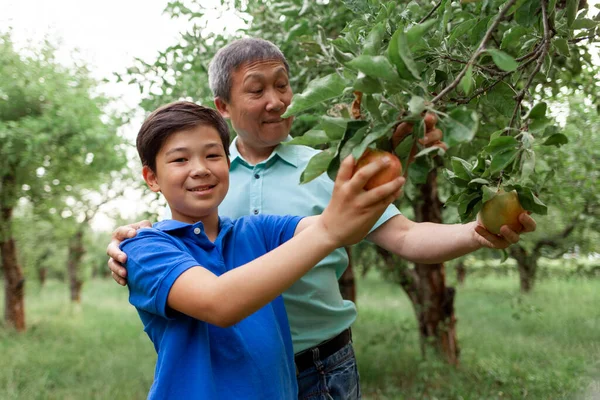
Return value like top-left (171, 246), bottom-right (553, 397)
top-left (108, 38), bottom-right (536, 399)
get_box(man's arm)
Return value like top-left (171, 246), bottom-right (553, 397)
top-left (367, 213), bottom-right (536, 264)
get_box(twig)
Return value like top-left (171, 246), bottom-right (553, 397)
top-left (440, 55), bottom-right (505, 76)
top-left (432, 0), bottom-right (517, 104)
top-left (507, 0), bottom-right (551, 129)
top-left (419, 0), bottom-right (443, 24)
top-left (569, 34), bottom-right (598, 44)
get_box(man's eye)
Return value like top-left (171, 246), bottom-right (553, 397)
top-left (249, 88), bottom-right (263, 94)
top-left (277, 83), bottom-right (288, 89)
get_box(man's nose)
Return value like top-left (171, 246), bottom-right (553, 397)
top-left (265, 89), bottom-right (285, 112)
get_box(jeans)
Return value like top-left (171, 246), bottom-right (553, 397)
top-left (296, 342), bottom-right (361, 399)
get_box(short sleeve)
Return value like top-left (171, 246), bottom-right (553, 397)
top-left (254, 215), bottom-right (304, 252)
top-left (370, 203), bottom-right (401, 233)
top-left (120, 229), bottom-right (199, 319)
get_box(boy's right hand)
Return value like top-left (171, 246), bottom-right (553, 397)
top-left (106, 220), bottom-right (152, 285)
top-left (319, 155), bottom-right (404, 247)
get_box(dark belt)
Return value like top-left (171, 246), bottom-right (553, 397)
top-left (294, 328), bottom-right (352, 374)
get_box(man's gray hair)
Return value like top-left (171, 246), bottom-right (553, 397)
top-left (208, 38), bottom-right (290, 102)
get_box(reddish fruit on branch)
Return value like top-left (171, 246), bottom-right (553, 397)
top-left (354, 148), bottom-right (403, 190)
top-left (478, 190), bottom-right (526, 234)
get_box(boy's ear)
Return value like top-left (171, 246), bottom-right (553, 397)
top-left (142, 165), bottom-right (161, 193)
top-left (214, 97), bottom-right (230, 119)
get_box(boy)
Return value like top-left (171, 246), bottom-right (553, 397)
top-left (122, 101), bottom-right (402, 399)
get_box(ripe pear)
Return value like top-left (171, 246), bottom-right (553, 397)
top-left (355, 149), bottom-right (403, 190)
top-left (478, 190), bottom-right (526, 234)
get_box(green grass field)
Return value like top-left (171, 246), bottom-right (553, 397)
top-left (1, 273), bottom-right (599, 400)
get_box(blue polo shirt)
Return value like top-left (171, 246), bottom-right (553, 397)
top-left (121, 215), bottom-right (302, 399)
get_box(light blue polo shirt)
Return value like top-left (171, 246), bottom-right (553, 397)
top-left (219, 137), bottom-right (400, 353)
top-left (121, 215), bottom-right (301, 399)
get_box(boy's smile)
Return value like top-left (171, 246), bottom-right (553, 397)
top-left (143, 125), bottom-right (230, 230)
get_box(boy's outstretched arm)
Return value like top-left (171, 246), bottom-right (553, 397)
top-left (166, 156), bottom-right (403, 327)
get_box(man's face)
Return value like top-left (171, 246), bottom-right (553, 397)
top-left (143, 125), bottom-right (230, 225)
top-left (216, 59), bottom-right (294, 150)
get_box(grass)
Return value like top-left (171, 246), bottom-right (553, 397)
top-left (1, 274), bottom-right (599, 399)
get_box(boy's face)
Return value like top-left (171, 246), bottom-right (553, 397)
top-left (215, 59), bottom-right (293, 150)
top-left (143, 125), bottom-right (230, 225)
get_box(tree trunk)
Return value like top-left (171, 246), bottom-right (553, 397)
top-left (456, 261), bottom-right (467, 285)
top-left (0, 206), bottom-right (26, 331)
top-left (413, 167), bottom-right (459, 365)
top-left (510, 245), bottom-right (538, 293)
top-left (67, 229), bottom-right (85, 303)
top-left (338, 247), bottom-right (356, 303)
top-left (38, 268), bottom-right (47, 287)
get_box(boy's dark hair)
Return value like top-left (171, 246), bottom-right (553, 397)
top-left (137, 101), bottom-right (230, 172)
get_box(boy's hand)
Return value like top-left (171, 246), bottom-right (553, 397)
top-left (473, 212), bottom-right (537, 249)
top-left (319, 155), bottom-right (404, 247)
top-left (106, 220), bottom-right (152, 285)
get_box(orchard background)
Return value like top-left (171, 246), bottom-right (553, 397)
top-left (1, 0), bottom-right (599, 399)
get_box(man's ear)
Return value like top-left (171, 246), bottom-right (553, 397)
top-left (214, 97), bottom-right (230, 119)
top-left (142, 165), bottom-right (161, 193)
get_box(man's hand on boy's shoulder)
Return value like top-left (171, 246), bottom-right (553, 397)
top-left (107, 220), bottom-right (153, 286)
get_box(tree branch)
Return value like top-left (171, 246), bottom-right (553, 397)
top-left (432, 0), bottom-right (517, 104)
top-left (419, 0), bottom-right (443, 24)
top-left (533, 222), bottom-right (576, 255)
top-left (508, 0), bottom-right (552, 129)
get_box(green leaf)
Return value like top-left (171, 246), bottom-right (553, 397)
top-left (490, 149), bottom-right (519, 175)
top-left (284, 129), bottom-right (330, 146)
top-left (320, 117), bottom-right (348, 140)
top-left (365, 95), bottom-right (382, 121)
top-left (469, 16), bottom-right (492, 45)
top-left (300, 147), bottom-right (337, 183)
top-left (283, 73), bottom-right (348, 117)
top-left (515, 0), bottom-right (539, 27)
top-left (486, 49), bottom-right (518, 72)
top-left (351, 122), bottom-right (397, 159)
top-left (460, 65), bottom-right (473, 95)
top-left (415, 146), bottom-right (445, 158)
top-left (529, 116), bottom-right (552, 133)
top-left (481, 185), bottom-right (498, 203)
top-left (469, 178), bottom-right (490, 186)
top-left (440, 107), bottom-right (479, 147)
top-left (451, 157), bottom-right (473, 181)
top-left (449, 19), bottom-right (478, 45)
top-left (339, 125), bottom-right (369, 160)
top-left (520, 149), bottom-right (535, 182)
top-left (572, 19), bottom-right (598, 30)
top-left (388, 26), bottom-right (420, 80)
top-left (566, 0), bottom-right (577, 27)
top-left (408, 156), bottom-right (431, 185)
top-left (483, 83), bottom-right (515, 118)
top-left (514, 187), bottom-right (548, 215)
top-left (353, 74), bottom-right (383, 94)
top-left (501, 26), bottom-right (528, 50)
top-left (553, 38), bottom-right (570, 57)
top-left (543, 133), bottom-right (569, 147)
top-left (525, 102), bottom-right (547, 119)
top-left (347, 55), bottom-right (400, 83)
top-left (362, 22), bottom-right (386, 56)
top-left (406, 19), bottom-right (437, 46)
top-left (408, 96), bottom-right (425, 116)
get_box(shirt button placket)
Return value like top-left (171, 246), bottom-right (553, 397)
top-left (250, 165), bottom-right (263, 216)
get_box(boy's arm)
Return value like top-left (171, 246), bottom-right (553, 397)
top-left (366, 212), bottom-right (536, 264)
top-left (166, 155), bottom-right (403, 327)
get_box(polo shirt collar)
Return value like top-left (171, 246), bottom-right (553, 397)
top-left (154, 217), bottom-right (234, 238)
top-left (229, 136), bottom-right (299, 168)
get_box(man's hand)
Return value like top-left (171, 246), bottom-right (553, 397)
top-left (473, 212), bottom-right (537, 249)
top-left (107, 220), bottom-right (152, 285)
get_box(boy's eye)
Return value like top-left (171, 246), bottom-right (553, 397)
top-left (207, 154), bottom-right (222, 159)
top-left (171, 158), bottom-right (187, 163)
